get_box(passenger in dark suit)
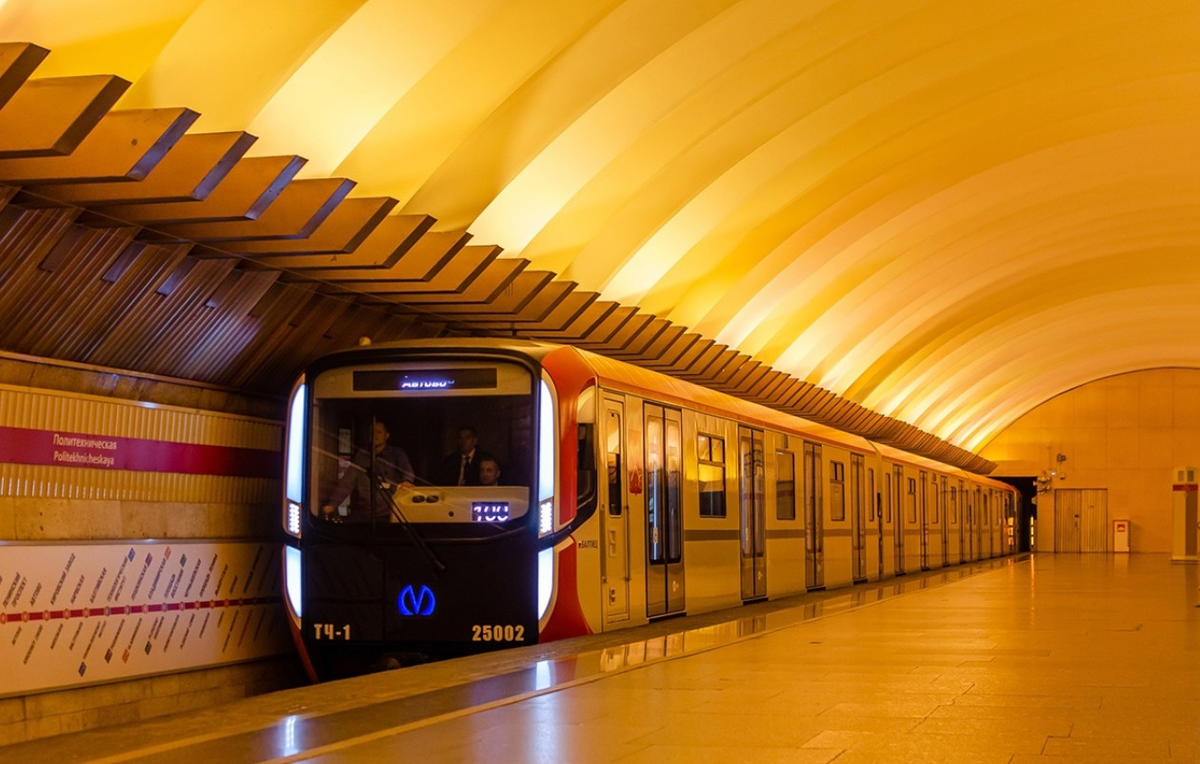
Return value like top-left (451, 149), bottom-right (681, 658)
top-left (436, 426), bottom-right (492, 486)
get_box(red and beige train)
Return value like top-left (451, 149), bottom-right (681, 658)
top-left (280, 339), bottom-right (1017, 680)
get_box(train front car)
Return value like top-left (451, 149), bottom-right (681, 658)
top-left (281, 343), bottom-right (567, 681)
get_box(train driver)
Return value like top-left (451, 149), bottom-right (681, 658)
top-left (321, 420), bottom-right (414, 520)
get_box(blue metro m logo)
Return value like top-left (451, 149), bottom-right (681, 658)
top-left (397, 584), bottom-right (436, 616)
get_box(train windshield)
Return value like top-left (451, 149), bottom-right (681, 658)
top-left (309, 359), bottom-right (536, 534)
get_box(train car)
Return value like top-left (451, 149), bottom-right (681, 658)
top-left (279, 339), bottom-right (1019, 681)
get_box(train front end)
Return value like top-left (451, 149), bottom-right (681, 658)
top-left (280, 346), bottom-right (558, 681)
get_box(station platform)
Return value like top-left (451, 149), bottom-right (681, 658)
top-left (3, 553), bottom-right (1197, 764)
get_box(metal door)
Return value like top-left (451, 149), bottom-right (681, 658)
top-left (973, 487), bottom-right (983, 560)
top-left (940, 476), bottom-right (950, 566)
top-left (919, 471), bottom-right (929, 570)
top-left (602, 398), bottom-right (630, 623)
top-left (1055, 488), bottom-right (1109, 552)
top-left (957, 480), bottom-right (966, 563)
top-left (872, 468), bottom-right (883, 580)
top-left (645, 404), bottom-right (684, 617)
top-left (738, 427), bottom-right (767, 601)
top-left (984, 493), bottom-right (994, 558)
top-left (803, 441), bottom-right (824, 589)
top-left (892, 465), bottom-right (905, 574)
top-left (851, 454), bottom-right (866, 582)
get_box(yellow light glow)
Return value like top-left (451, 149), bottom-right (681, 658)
top-left (249, 0), bottom-right (504, 175)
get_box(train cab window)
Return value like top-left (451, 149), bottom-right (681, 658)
top-left (830, 461), bottom-right (846, 521)
top-left (775, 450), bottom-right (796, 520)
top-left (698, 434), bottom-right (726, 518)
top-left (309, 360), bottom-right (535, 533)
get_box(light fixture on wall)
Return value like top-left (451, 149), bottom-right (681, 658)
top-left (1036, 453), bottom-right (1068, 494)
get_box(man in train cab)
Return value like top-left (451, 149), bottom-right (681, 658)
top-left (436, 425), bottom-right (492, 486)
top-left (321, 420), bottom-right (415, 521)
top-left (478, 456), bottom-right (502, 487)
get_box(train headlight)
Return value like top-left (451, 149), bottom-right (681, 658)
top-left (284, 545), bottom-right (303, 619)
top-left (286, 501), bottom-right (301, 536)
top-left (539, 498), bottom-right (554, 535)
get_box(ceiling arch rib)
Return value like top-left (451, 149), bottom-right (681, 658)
top-left (728, 106), bottom-right (1200, 379)
top-left (847, 203), bottom-right (1200, 415)
top-left (676, 22), bottom-right (1200, 349)
top-left (886, 290), bottom-right (1200, 445)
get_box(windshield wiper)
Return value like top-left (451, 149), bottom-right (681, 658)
top-left (368, 469), bottom-right (447, 575)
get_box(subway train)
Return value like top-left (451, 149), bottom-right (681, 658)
top-left (280, 339), bottom-right (1018, 681)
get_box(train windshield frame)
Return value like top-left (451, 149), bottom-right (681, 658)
top-left (308, 359), bottom-right (538, 538)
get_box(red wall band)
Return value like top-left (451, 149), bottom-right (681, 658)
top-left (0, 426), bottom-right (280, 479)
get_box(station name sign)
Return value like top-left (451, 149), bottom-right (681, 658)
top-left (0, 426), bottom-right (279, 478)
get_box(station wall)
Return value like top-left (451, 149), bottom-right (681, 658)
top-left (0, 353), bottom-right (301, 745)
top-left (982, 368), bottom-right (1200, 554)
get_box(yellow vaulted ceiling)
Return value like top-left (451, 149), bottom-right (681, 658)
top-left (3, 0), bottom-right (1200, 457)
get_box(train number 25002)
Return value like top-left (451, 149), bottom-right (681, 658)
top-left (471, 624), bottom-right (526, 642)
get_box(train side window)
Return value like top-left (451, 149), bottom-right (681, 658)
top-left (907, 477), bottom-right (918, 523)
top-left (867, 467), bottom-right (876, 521)
top-left (829, 461), bottom-right (845, 521)
top-left (698, 433), bottom-right (726, 518)
top-left (666, 415), bottom-right (683, 563)
top-left (884, 471), bottom-right (892, 523)
top-left (606, 409), bottom-right (622, 517)
top-left (775, 450), bottom-right (796, 520)
top-left (932, 475), bottom-right (940, 524)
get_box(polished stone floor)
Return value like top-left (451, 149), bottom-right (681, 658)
top-left (6, 554), bottom-right (1198, 763)
top-left (310, 555), bottom-right (1198, 764)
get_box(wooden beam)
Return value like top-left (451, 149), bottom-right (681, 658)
top-left (35, 132), bottom-right (256, 206)
top-left (0, 75), bottom-right (128, 158)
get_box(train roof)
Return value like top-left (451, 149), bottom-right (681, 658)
top-left (319, 338), bottom-right (1009, 488)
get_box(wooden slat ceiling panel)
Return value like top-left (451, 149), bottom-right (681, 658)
top-left (0, 75), bottom-right (127, 158)
top-left (479, 283), bottom-right (590, 329)
top-left (0, 43), bottom-right (48, 109)
top-left (247, 214), bottom-right (435, 271)
top-left (222, 197), bottom-right (396, 255)
top-left (33, 132), bottom-right (257, 206)
top-left (0, 50), bottom-right (994, 471)
top-left (280, 229), bottom-right (467, 281)
top-left (97, 155), bottom-right (307, 225)
top-left (529, 299), bottom-right (616, 340)
top-left (0, 108), bottom-right (197, 182)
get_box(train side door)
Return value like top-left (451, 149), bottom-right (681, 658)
top-left (602, 397), bottom-right (630, 623)
top-left (940, 476), bottom-right (950, 566)
top-left (851, 454), bottom-right (866, 582)
top-left (739, 427), bottom-right (767, 601)
top-left (803, 441), bottom-right (824, 589)
top-left (919, 471), bottom-right (929, 571)
top-left (892, 465), bottom-right (905, 574)
top-left (958, 481), bottom-right (967, 563)
top-left (872, 467), bottom-right (884, 580)
top-left (645, 404), bottom-right (685, 618)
